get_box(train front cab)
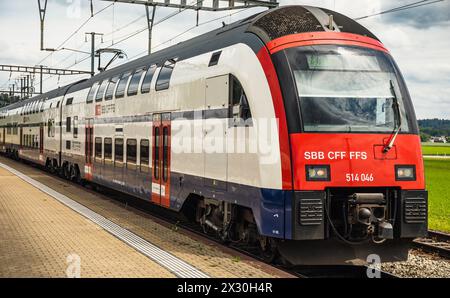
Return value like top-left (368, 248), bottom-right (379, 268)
top-left (270, 33), bottom-right (428, 264)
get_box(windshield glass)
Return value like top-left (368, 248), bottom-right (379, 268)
top-left (286, 45), bottom-right (410, 133)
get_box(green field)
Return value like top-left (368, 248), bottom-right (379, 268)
top-left (422, 143), bottom-right (450, 156)
top-left (424, 158), bottom-right (450, 232)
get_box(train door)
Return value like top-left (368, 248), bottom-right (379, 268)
top-left (19, 127), bottom-right (23, 152)
top-left (85, 119), bottom-right (93, 180)
top-left (39, 124), bottom-right (44, 163)
top-left (203, 75), bottom-right (228, 190)
top-left (151, 113), bottom-right (171, 208)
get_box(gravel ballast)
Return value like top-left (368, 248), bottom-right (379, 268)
top-left (382, 249), bottom-right (450, 278)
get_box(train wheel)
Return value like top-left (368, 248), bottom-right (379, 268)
top-left (258, 236), bottom-right (278, 263)
top-left (70, 165), bottom-right (81, 183)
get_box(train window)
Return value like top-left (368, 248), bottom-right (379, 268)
top-left (95, 137), bottom-right (102, 159)
top-left (127, 69), bottom-right (145, 96)
top-left (66, 97), bottom-right (73, 105)
top-left (162, 127), bottom-right (169, 182)
top-left (126, 139), bottom-right (137, 165)
top-left (229, 75), bottom-right (252, 126)
top-left (104, 138), bottom-right (112, 160)
top-left (114, 138), bottom-right (124, 164)
top-left (66, 117), bottom-right (71, 132)
top-left (115, 72), bottom-right (131, 98)
top-left (155, 59), bottom-right (176, 91)
top-left (141, 65), bottom-right (157, 94)
top-left (95, 80), bottom-right (108, 102)
top-left (208, 51), bottom-right (221, 67)
top-left (86, 83), bottom-right (99, 103)
top-left (105, 76), bottom-right (119, 100)
top-left (140, 139), bottom-right (150, 172)
top-left (73, 116), bottom-right (78, 138)
top-left (47, 119), bottom-right (55, 137)
top-left (153, 127), bottom-right (160, 179)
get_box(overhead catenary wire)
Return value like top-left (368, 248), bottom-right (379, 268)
top-left (355, 0), bottom-right (446, 20)
top-left (42, 0), bottom-right (202, 90)
top-left (35, 2), bottom-right (115, 66)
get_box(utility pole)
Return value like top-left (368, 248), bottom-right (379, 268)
top-left (39, 65), bottom-right (43, 94)
top-left (20, 78), bottom-right (23, 99)
top-left (26, 75), bottom-right (30, 98)
top-left (85, 32), bottom-right (104, 77)
top-left (37, 0), bottom-right (55, 51)
top-left (145, 4), bottom-right (156, 54)
top-left (38, 0), bottom-right (47, 50)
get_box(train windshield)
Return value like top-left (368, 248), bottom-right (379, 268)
top-left (286, 45), bottom-right (411, 133)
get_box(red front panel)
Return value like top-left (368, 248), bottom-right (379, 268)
top-left (290, 133), bottom-right (425, 190)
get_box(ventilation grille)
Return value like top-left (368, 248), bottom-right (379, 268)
top-left (299, 198), bottom-right (323, 225)
top-left (404, 197), bottom-right (427, 224)
top-left (253, 6), bottom-right (324, 40)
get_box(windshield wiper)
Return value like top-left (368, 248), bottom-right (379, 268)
top-left (383, 80), bottom-right (402, 153)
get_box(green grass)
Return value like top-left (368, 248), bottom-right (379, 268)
top-left (421, 144), bottom-right (450, 156)
top-left (424, 158), bottom-right (450, 232)
top-left (422, 142), bottom-right (450, 147)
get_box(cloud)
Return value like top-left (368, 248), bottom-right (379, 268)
top-left (379, 0), bottom-right (450, 29)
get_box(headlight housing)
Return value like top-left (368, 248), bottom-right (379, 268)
top-left (395, 165), bottom-right (416, 181)
top-left (306, 165), bottom-right (330, 181)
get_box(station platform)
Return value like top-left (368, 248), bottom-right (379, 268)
top-left (0, 157), bottom-right (289, 278)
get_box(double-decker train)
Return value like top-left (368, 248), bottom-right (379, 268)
top-left (0, 5), bottom-right (427, 265)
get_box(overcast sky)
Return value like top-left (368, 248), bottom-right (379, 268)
top-left (0, 0), bottom-right (449, 119)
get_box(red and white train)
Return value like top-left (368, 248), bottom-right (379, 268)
top-left (0, 6), bottom-right (427, 265)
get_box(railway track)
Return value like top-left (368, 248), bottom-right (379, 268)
top-left (413, 230), bottom-right (450, 259)
top-left (3, 156), bottom-right (398, 278)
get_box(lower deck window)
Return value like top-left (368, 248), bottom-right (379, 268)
top-left (140, 139), bottom-right (150, 172)
top-left (104, 138), bottom-right (112, 160)
top-left (115, 138), bottom-right (124, 163)
top-left (126, 139), bottom-right (137, 164)
top-left (95, 137), bottom-right (102, 158)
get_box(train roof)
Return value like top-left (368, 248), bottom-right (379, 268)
top-left (0, 5), bottom-right (378, 112)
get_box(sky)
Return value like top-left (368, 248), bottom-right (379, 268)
top-left (0, 0), bottom-right (449, 119)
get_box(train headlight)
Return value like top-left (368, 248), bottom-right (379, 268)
top-left (395, 165), bottom-right (416, 181)
top-left (306, 165), bottom-right (330, 181)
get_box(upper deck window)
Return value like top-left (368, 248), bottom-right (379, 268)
top-left (115, 72), bottom-right (131, 98)
top-left (141, 65), bottom-right (157, 94)
top-left (86, 82), bottom-right (99, 103)
top-left (127, 68), bottom-right (145, 96)
top-left (95, 80), bottom-right (109, 102)
top-left (105, 76), bottom-right (119, 100)
top-left (155, 59), bottom-right (176, 91)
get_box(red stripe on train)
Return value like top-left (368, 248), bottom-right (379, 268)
top-left (266, 32), bottom-right (389, 54)
top-left (256, 47), bottom-right (293, 190)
